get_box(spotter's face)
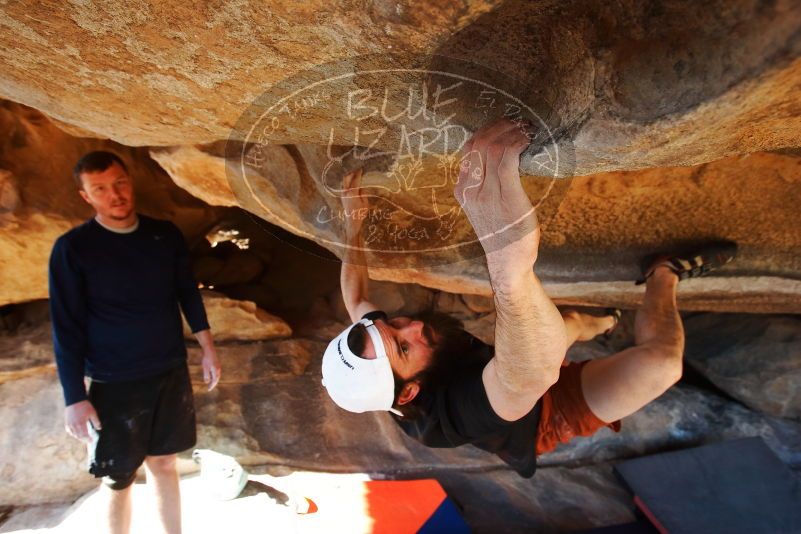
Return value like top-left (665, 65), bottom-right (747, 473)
top-left (78, 162), bottom-right (135, 222)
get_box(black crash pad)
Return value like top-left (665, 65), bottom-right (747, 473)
top-left (614, 437), bottom-right (801, 534)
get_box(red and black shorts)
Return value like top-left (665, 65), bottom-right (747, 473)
top-left (87, 362), bottom-right (196, 484)
top-left (535, 361), bottom-right (621, 455)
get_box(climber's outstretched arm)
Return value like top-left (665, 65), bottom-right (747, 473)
top-left (454, 119), bottom-right (567, 421)
top-left (340, 169), bottom-right (379, 323)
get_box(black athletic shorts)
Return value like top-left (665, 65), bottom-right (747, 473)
top-left (87, 362), bottom-right (196, 478)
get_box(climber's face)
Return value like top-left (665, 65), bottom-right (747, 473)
top-left (78, 162), bottom-right (136, 222)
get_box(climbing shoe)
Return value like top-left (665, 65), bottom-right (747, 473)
top-left (636, 241), bottom-right (737, 285)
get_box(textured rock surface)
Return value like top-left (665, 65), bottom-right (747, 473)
top-left (4, 330), bottom-right (800, 510)
top-left (0, 369), bottom-right (92, 505)
top-left (190, 339), bottom-right (508, 472)
top-left (155, 142), bottom-right (801, 313)
top-left (1, 1), bottom-right (801, 527)
top-left (1, 1), bottom-right (800, 176)
top-left (683, 313), bottom-right (801, 420)
top-left (0, 101), bottom-right (219, 306)
top-left (2, 315), bottom-right (801, 520)
top-left (194, 336), bottom-right (801, 472)
top-left (183, 291), bottom-right (292, 342)
top-left (540, 382), bottom-right (801, 468)
top-left (1, 1), bottom-right (800, 313)
top-left (151, 146), bottom-right (238, 208)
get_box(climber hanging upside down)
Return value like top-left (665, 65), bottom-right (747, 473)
top-left (321, 119), bottom-right (736, 477)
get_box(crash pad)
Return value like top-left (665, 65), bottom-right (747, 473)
top-left (297, 478), bottom-right (470, 534)
top-left (614, 437), bottom-right (801, 534)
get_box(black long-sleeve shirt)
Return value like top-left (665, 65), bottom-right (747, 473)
top-left (48, 214), bottom-right (209, 406)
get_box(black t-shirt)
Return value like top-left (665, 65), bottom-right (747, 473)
top-left (49, 215), bottom-right (210, 406)
top-left (363, 311), bottom-right (542, 478)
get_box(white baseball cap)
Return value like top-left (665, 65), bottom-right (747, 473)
top-left (321, 313), bottom-right (402, 416)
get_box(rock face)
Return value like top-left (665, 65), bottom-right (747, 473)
top-left (1, 3), bottom-right (800, 530)
top-left (683, 313), bottom-right (801, 420)
top-left (0, 1), bottom-right (799, 175)
top-left (190, 339), bottom-right (509, 472)
top-left (0, 368), bottom-right (104, 503)
top-left (153, 142), bottom-right (801, 313)
top-left (539, 383), bottom-right (801, 468)
top-left (4, 317), bottom-right (801, 508)
top-left (0, 363), bottom-right (93, 505)
top-left (183, 292), bottom-right (292, 342)
top-left (1, 4), bottom-right (800, 313)
top-left (0, 314), bottom-right (801, 532)
top-left (0, 101), bottom-right (220, 306)
top-left (151, 146), bottom-right (238, 208)
top-left (0, 170), bottom-right (20, 213)
top-left (194, 335), bottom-right (801, 472)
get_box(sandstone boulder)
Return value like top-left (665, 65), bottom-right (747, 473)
top-left (539, 383), bottom-right (801, 469)
top-left (150, 146), bottom-right (238, 207)
top-left (2, 1), bottom-right (801, 527)
top-left (0, 3), bottom-right (800, 315)
top-left (3, 317), bottom-right (801, 507)
top-left (189, 336), bottom-right (801, 475)
top-left (462, 312), bottom-right (496, 346)
top-left (367, 279), bottom-right (435, 317)
top-left (683, 313), bottom-right (801, 420)
top-left (1, 1), bottom-right (799, 176)
top-left (183, 292), bottom-right (292, 342)
top-left (189, 339), bottom-right (507, 472)
top-left (0, 369), bottom-right (93, 505)
top-left (462, 293), bottom-right (494, 314)
top-left (155, 142), bottom-right (801, 313)
top-left (0, 170), bottom-right (20, 213)
top-left (433, 291), bottom-right (476, 319)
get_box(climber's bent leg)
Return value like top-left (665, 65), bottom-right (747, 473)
top-left (579, 266), bottom-right (684, 423)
